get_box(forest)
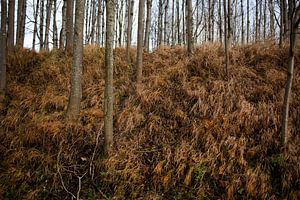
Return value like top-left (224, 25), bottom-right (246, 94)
top-left (0, 0), bottom-right (300, 199)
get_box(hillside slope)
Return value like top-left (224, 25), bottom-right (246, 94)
top-left (0, 43), bottom-right (299, 199)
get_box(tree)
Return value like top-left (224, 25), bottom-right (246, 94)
top-left (136, 0), bottom-right (145, 84)
top-left (32, 0), bottom-right (39, 50)
top-left (126, 0), bottom-right (134, 62)
top-left (44, 0), bottom-right (53, 52)
top-left (8, 0), bottom-right (15, 49)
top-left (65, 0), bottom-right (85, 120)
top-left (40, 0), bottom-right (44, 50)
top-left (16, 0), bottom-right (26, 47)
top-left (281, 0), bottom-right (300, 147)
top-left (0, 0), bottom-right (7, 98)
top-left (224, 0), bottom-right (229, 78)
top-left (65, 0), bottom-right (74, 53)
top-left (104, 0), bottom-right (115, 154)
top-left (145, 0), bottom-right (152, 52)
top-left (186, 0), bottom-right (193, 54)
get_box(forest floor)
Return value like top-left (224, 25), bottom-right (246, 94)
top-left (0, 43), bottom-right (299, 199)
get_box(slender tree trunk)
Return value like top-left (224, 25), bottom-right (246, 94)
top-left (247, 0), bottom-right (250, 43)
top-left (281, 1), bottom-right (299, 147)
top-left (263, 0), bottom-right (267, 41)
top-left (104, 0), bottom-right (115, 154)
top-left (101, 1), bottom-right (105, 47)
top-left (176, 0), bottom-right (180, 45)
top-left (255, 0), bottom-right (259, 41)
top-left (59, 0), bottom-right (66, 49)
top-left (65, 0), bottom-right (85, 120)
top-left (8, 0), bottom-right (15, 49)
top-left (136, 0), bottom-right (145, 84)
top-left (164, 0), bottom-right (169, 44)
top-left (144, 0), bottom-right (152, 52)
top-left (40, 0), bottom-right (44, 50)
top-left (171, 0), bottom-right (175, 46)
top-left (224, 0), bottom-right (229, 79)
top-left (268, 0), bottom-right (275, 38)
top-left (90, 0), bottom-right (97, 44)
top-left (241, 0), bottom-right (245, 44)
top-left (228, 0), bottom-right (232, 46)
top-left (182, 0), bottom-right (185, 44)
top-left (158, 0), bottom-right (163, 46)
top-left (32, 0), bottom-right (39, 50)
top-left (186, 0), bottom-right (193, 54)
top-left (126, 0), bottom-right (133, 62)
top-left (0, 0), bottom-right (7, 97)
top-left (65, 0), bottom-right (74, 53)
top-left (96, 0), bottom-right (102, 45)
top-left (53, 0), bottom-right (58, 49)
top-left (219, 0), bottom-right (222, 43)
top-left (16, 0), bottom-right (26, 47)
top-left (44, 0), bottom-right (52, 52)
top-left (118, 0), bottom-right (124, 47)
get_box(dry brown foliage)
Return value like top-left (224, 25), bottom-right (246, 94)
top-left (0, 43), bottom-right (299, 199)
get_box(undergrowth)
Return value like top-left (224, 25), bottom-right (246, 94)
top-left (0, 43), bottom-right (299, 199)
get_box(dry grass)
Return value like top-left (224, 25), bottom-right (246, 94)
top-left (0, 43), bottom-right (299, 199)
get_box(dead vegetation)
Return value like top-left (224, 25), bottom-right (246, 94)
top-left (0, 43), bottom-right (299, 199)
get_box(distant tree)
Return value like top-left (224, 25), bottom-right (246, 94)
top-left (65, 0), bottom-right (85, 120)
top-left (224, 0), bottom-right (229, 78)
top-left (186, 0), bottom-right (193, 54)
top-left (0, 0), bottom-right (7, 98)
top-left (40, 0), bottom-right (44, 50)
top-left (281, 0), bottom-right (300, 147)
top-left (136, 0), bottom-right (145, 84)
top-left (59, 0), bottom-right (66, 49)
top-left (104, 0), bottom-right (115, 154)
top-left (44, 0), bottom-right (53, 52)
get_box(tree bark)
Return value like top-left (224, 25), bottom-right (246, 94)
top-left (268, 0), bottom-right (275, 38)
top-left (59, 0), bottom-right (66, 49)
top-left (104, 0), bottom-right (115, 154)
top-left (44, 0), bottom-right (53, 52)
top-left (32, 0), bottom-right (39, 50)
top-left (186, 0), bottom-right (193, 54)
top-left (224, 0), bottom-right (229, 79)
top-left (40, 0), bottom-right (44, 50)
top-left (241, 0), bottom-right (245, 44)
top-left (126, 0), bottom-right (133, 62)
top-left (136, 0), bottom-right (145, 84)
top-left (0, 0), bottom-right (7, 97)
top-left (281, 1), bottom-right (299, 147)
top-left (144, 0), bottom-right (152, 52)
top-left (16, 0), bottom-right (26, 47)
top-left (247, 0), bottom-right (250, 43)
top-left (65, 0), bottom-right (85, 120)
top-left (65, 0), bottom-right (74, 53)
top-left (8, 0), bottom-right (15, 49)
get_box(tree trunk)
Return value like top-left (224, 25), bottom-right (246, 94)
top-left (104, 0), bottom-right (115, 154)
top-left (65, 0), bottom-right (85, 120)
top-left (268, 0), bottom-right (275, 38)
top-left (224, 0), bottom-right (229, 78)
top-left (44, 0), bottom-right (53, 52)
top-left (0, 0), bottom-right (7, 97)
top-left (59, 0), bottom-right (66, 49)
top-left (219, 0), bottom-right (222, 43)
top-left (281, 1), bottom-right (299, 147)
top-left (228, 0), bottom-right (232, 46)
top-left (8, 0), bottom-right (15, 49)
top-left (158, 0), bottom-right (163, 46)
top-left (176, 0), bottom-right (180, 45)
top-left (241, 0), bottom-right (245, 44)
top-left (40, 0), bottom-right (44, 50)
top-left (126, 0), bottom-right (133, 62)
top-left (144, 0), bottom-right (152, 52)
top-left (53, 0), bottom-right (58, 49)
top-left (136, 0), bottom-right (145, 84)
top-left (171, 0), bottom-right (175, 46)
top-left (164, 0), bottom-right (169, 44)
top-left (247, 0), bottom-right (250, 43)
top-left (186, 0), bottom-right (193, 54)
top-left (16, 0), bottom-right (26, 47)
top-left (65, 0), bottom-right (74, 53)
top-left (32, 0), bottom-right (39, 50)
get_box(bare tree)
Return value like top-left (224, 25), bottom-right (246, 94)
top-left (136, 0), bottom-right (145, 84)
top-left (104, 0), bottom-right (115, 154)
top-left (126, 0), bottom-right (134, 62)
top-left (186, 0), bottom-right (193, 54)
top-left (145, 0), bottom-right (152, 52)
top-left (281, 1), bottom-right (300, 147)
top-left (16, 0), bottom-right (26, 47)
top-left (65, 0), bottom-right (85, 120)
top-left (44, 0), bottom-right (53, 52)
top-left (32, 0), bottom-right (39, 50)
top-left (224, 0), bottom-right (229, 78)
